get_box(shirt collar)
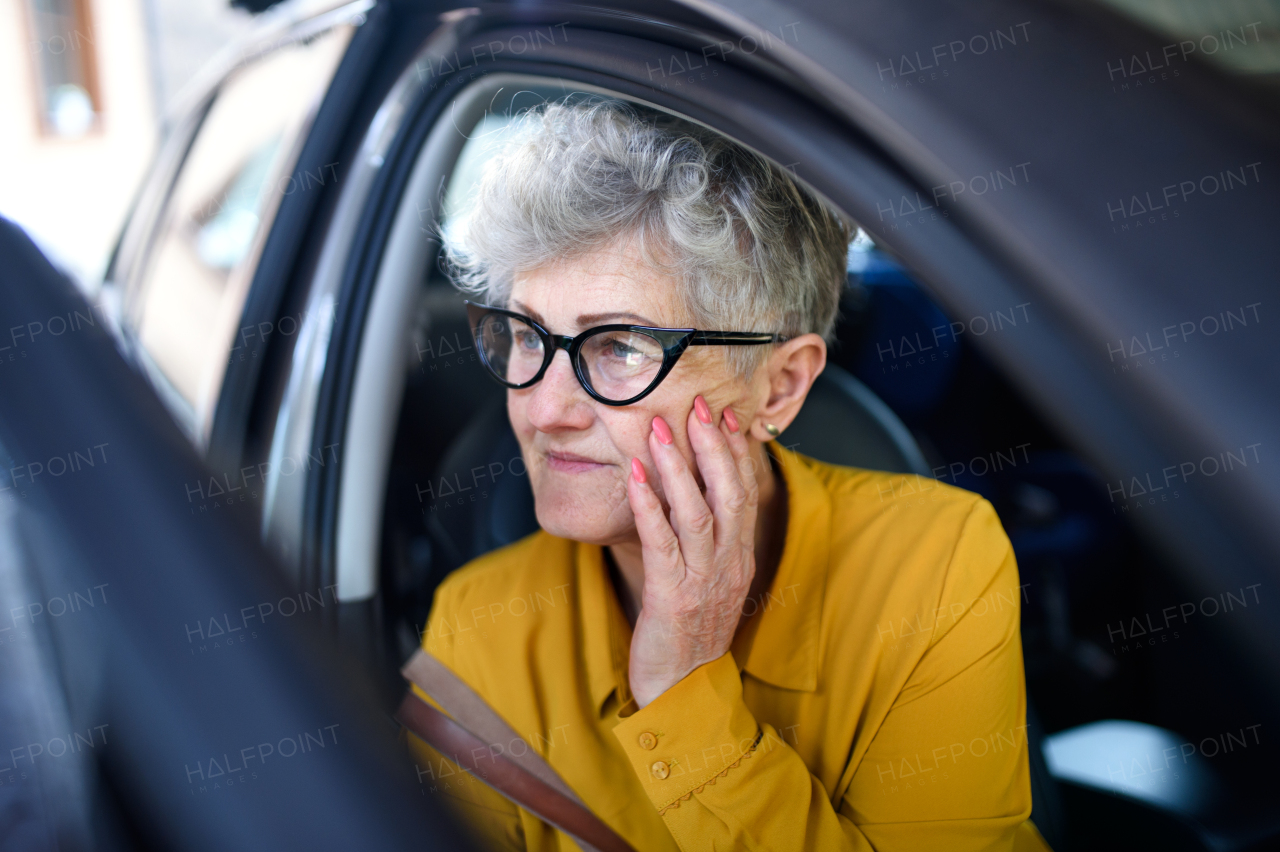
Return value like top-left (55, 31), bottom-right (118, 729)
top-left (578, 441), bottom-right (830, 715)
top-left (730, 442), bottom-right (829, 692)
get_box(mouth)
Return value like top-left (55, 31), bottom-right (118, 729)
top-left (545, 449), bottom-right (609, 474)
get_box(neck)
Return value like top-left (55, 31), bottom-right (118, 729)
top-left (606, 442), bottom-right (787, 630)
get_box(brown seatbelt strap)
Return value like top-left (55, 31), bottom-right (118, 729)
top-left (396, 649), bottom-right (636, 852)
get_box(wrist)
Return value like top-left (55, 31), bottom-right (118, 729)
top-left (632, 661), bottom-right (701, 708)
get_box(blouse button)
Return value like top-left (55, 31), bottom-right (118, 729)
top-left (638, 732), bottom-right (658, 750)
top-left (650, 760), bottom-right (670, 780)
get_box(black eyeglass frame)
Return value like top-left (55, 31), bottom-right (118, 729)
top-left (465, 301), bottom-right (789, 406)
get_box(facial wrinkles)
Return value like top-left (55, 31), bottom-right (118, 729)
top-left (507, 241), bottom-right (760, 544)
top-left (600, 475), bottom-right (636, 535)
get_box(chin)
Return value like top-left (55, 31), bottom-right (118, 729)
top-left (532, 482), bottom-right (631, 545)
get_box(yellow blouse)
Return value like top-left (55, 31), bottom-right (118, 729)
top-left (409, 443), bottom-right (1053, 851)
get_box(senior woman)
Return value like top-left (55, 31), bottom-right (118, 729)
top-left (409, 100), bottom-right (1051, 852)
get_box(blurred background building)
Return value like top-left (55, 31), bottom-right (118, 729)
top-left (0, 0), bottom-right (252, 289)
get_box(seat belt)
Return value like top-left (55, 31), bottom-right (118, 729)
top-left (396, 649), bottom-right (636, 852)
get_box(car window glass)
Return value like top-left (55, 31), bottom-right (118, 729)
top-left (129, 24), bottom-right (352, 437)
top-left (440, 112), bottom-right (520, 243)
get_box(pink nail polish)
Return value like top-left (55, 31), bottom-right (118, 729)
top-left (694, 395), bottom-right (712, 425)
top-left (631, 458), bottom-right (647, 483)
top-left (652, 416), bottom-right (674, 445)
top-left (723, 407), bottom-right (739, 432)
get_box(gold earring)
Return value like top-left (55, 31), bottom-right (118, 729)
top-left (764, 423), bottom-right (780, 437)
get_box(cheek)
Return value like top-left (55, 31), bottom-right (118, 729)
top-left (505, 395), bottom-right (540, 484)
top-left (599, 409), bottom-right (658, 464)
top-left (507, 392), bottom-right (535, 441)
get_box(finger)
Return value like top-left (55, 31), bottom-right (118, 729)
top-left (627, 457), bottom-right (685, 585)
top-left (719, 407), bottom-right (760, 552)
top-left (649, 416), bottom-right (716, 571)
top-left (686, 398), bottom-right (749, 551)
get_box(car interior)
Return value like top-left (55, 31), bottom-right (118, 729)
top-left (329, 75), bottom-right (1280, 851)
top-left (103, 17), bottom-right (1280, 846)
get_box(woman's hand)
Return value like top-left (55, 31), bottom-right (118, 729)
top-left (625, 395), bottom-right (759, 708)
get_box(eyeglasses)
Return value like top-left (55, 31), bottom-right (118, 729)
top-left (465, 301), bottom-right (788, 406)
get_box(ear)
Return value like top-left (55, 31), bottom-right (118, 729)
top-left (748, 334), bottom-right (826, 443)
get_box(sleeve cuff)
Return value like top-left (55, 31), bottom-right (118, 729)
top-left (611, 653), bottom-right (761, 811)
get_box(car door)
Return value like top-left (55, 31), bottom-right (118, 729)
top-left (0, 218), bottom-right (471, 849)
top-left (102, 1), bottom-right (369, 451)
top-left (0, 1), bottom-right (478, 847)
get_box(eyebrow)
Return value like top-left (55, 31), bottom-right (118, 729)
top-left (509, 300), bottom-right (659, 329)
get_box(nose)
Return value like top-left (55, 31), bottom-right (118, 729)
top-left (523, 349), bottom-right (594, 433)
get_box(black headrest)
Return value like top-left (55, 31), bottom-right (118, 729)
top-left (782, 364), bottom-right (931, 475)
top-left (422, 396), bottom-right (537, 571)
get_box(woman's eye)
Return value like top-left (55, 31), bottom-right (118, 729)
top-left (600, 337), bottom-right (649, 366)
top-left (515, 331), bottom-right (541, 351)
top-left (609, 340), bottom-right (640, 359)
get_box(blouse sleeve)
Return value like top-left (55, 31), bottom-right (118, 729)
top-left (612, 653), bottom-right (877, 850)
top-left (610, 498), bottom-right (1037, 851)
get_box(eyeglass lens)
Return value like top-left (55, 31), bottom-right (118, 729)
top-left (476, 313), bottom-right (544, 385)
top-left (475, 313), bottom-right (666, 402)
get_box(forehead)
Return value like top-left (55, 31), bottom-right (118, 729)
top-left (508, 241), bottom-right (690, 332)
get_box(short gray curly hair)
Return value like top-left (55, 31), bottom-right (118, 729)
top-left (443, 99), bottom-right (852, 377)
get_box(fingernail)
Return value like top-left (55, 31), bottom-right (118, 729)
top-left (723, 407), bottom-right (739, 432)
top-left (652, 416), bottom-right (674, 445)
top-left (694, 395), bottom-right (712, 425)
top-left (631, 458), bottom-right (647, 484)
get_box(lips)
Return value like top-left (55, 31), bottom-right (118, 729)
top-left (545, 449), bottom-right (608, 473)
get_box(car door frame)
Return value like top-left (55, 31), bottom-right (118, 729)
top-left (255, 0), bottom-right (1280, 692)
